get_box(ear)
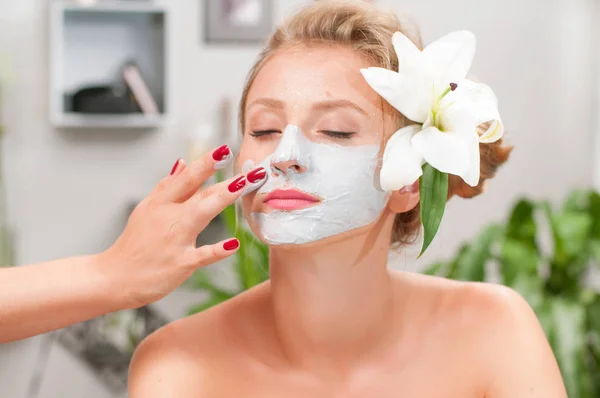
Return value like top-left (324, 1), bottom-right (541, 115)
top-left (387, 180), bottom-right (420, 214)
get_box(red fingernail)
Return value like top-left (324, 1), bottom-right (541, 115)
top-left (212, 145), bottom-right (230, 161)
top-left (228, 176), bottom-right (246, 192)
top-left (247, 167), bottom-right (266, 183)
top-left (223, 238), bottom-right (240, 251)
top-left (170, 159), bottom-right (181, 175)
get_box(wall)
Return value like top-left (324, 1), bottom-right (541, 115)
top-left (0, 0), bottom-right (597, 397)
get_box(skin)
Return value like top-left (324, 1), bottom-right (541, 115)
top-left (128, 45), bottom-right (567, 398)
top-left (0, 150), bottom-right (257, 343)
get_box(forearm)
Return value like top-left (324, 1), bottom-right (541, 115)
top-left (0, 254), bottom-right (125, 343)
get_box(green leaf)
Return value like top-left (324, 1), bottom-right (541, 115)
top-left (541, 201), bottom-right (592, 268)
top-left (446, 246), bottom-right (468, 280)
top-left (589, 191), bottom-right (600, 239)
top-left (586, 295), bottom-right (600, 335)
top-left (418, 164), bottom-right (448, 257)
top-left (235, 228), bottom-right (263, 289)
top-left (509, 274), bottom-right (544, 311)
top-left (423, 262), bottom-right (445, 276)
top-left (220, 204), bottom-right (237, 237)
top-left (536, 298), bottom-right (554, 344)
top-left (500, 238), bottom-right (540, 286)
top-left (183, 270), bottom-right (236, 297)
top-left (452, 224), bottom-right (502, 282)
top-left (549, 298), bottom-right (586, 398)
top-left (506, 199), bottom-right (537, 249)
top-left (590, 240), bottom-right (600, 267)
top-left (553, 212), bottom-right (592, 258)
top-left (563, 190), bottom-right (592, 213)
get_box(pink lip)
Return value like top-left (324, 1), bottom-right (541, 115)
top-left (263, 189), bottom-right (321, 210)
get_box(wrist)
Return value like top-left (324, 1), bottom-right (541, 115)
top-left (89, 250), bottom-right (133, 312)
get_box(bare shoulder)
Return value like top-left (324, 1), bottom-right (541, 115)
top-left (394, 272), bottom-right (567, 397)
top-left (454, 282), bottom-right (567, 397)
top-left (128, 282), bottom-right (271, 398)
top-left (395, 271), bottom-right (541, 333)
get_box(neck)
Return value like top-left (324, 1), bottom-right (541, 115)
top-left (268, 212), bottom-right (396, 374)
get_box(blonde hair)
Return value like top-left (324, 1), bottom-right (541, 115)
top-left (239, 0), bottom-right (512, 246)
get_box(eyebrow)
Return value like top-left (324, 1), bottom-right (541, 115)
top-left (247, 98), bottom-right (368, 116)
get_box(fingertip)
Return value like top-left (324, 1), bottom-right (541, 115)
top-left (213, 145), bottom-right (233, 170)
top-left (173, 159), bottom-right (187, 177)
top-left (227, 176), bottom-right (247, 194)
top-left (222, 238), bottom-right (240, 251)
top-left (170, 158), bottom-right (181, 175)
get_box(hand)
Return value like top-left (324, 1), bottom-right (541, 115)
top-left (97, 144), bottom-right (268, 308)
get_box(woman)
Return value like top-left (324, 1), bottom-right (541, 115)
top-left (0, 147), bottom-right (267, 343)
top-left (129, 1), bottom-right (567, 396)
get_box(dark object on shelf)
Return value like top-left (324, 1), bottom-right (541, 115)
top-left (71, 85), bottom-right (140, 114)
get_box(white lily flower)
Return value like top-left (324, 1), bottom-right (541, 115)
top-left (380, 125), bottom-right (424, 191)
top-left (361, 30), bottom-right (504, 190)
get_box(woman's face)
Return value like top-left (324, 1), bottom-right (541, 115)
top-left (239, 44), bottom-right (395, 246)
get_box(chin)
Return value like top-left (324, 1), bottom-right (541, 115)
top-left (253, 221), bottom-right (382, 250)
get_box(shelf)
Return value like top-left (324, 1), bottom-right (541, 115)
top-left (49, 0), bottom-right (169, 129)
top-left (53, 113), bottom-right (164, 128)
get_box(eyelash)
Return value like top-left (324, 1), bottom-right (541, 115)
top-left (249, 130), bottom-right (355, 139)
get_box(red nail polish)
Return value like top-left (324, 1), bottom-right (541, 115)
top-left (212, 145), bottom-right (230, 161)
top-left (228, 176), bottom-right (246, 193)
top-left (247, 167), bottom-right (266, 183)
top-left (223, 238), bottom-right (240, 251)
top-left (170, 159), bottom-right (181, 175)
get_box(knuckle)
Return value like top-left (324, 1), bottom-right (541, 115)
top-left (197, 185), bottom-right (215, 201)
top-left (177, 170), bottom-right (194, 187)
top-left (212, 244), bottom-right (222, 258)
top-left (182, 248), bottom-right (201, 270)
top-left (218, 186), bottom-right (229, 200)
top-left (155, 177), bottom-right (169, 192)
top-left (138, 196), bottom-right (157, 213)
top-left (165, 218), bottom-right (186, 241)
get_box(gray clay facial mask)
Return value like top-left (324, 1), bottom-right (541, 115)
top-left (246, 125), bottom-right (388, 245)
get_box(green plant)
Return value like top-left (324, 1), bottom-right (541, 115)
top-left (426, 190), bottom-right (600, 397)
top-left (185, 171), bottom-right (270, 315)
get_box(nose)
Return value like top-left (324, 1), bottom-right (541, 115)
top-left (271, 159), bottom-right (307, 175)
top-left (268, 125), bottom-right (310, 175)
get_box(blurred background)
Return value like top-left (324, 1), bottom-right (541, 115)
top-left (0, 0), bottom-right (599, 397)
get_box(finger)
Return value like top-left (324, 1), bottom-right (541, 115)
top-left (242, 167), bottom-right (268, 197)
top-left (189, 238), bottom-right (240, 270)
top-left (172, 159), bottom-right (187, 177)
top-left (164, 145), bottom-right (233, 203)
top-left (186, 174), bottom-right (248, 227)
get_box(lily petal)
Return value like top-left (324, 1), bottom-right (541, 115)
top-left (453, 80), bottom-right (504, 143)
top-left (392, 31), bottom-right (422, 74)
top-left (380, 125), bottom-right (425, 191)
top-left (361, 67), bottom-right (432, 123)
top-left (423, 31), bottom-right (476, 89)
top-left (412, 126), bottom-right (480, 187)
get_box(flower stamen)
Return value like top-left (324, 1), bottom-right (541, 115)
top-left (431, 83), bottom-right (458, 128)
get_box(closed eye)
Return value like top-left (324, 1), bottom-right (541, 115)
top-left (320, 130), bottom-right (356, 139)
top-left (249, 129), bottom-right (280, 138)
